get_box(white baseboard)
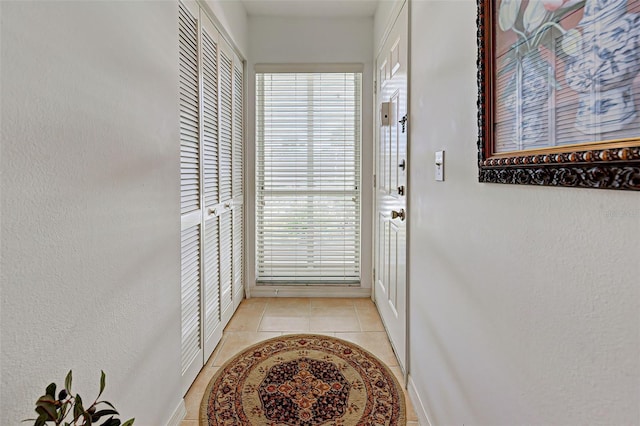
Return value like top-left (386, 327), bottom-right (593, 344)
top-left (248, 286), bottom-right (372, 298)
top-left (408, 375), bottom-right (433, 426)
top-left (166, 399), bottom-right (186, 426)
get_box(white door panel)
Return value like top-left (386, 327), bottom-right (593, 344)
top-left (375, 3), bottom-right (408, 373)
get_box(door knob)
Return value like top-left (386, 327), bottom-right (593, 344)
top-left (391, 209), bottom-right (405, 221)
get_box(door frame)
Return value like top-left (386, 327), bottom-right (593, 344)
top-left (372, 0), bottom-right (410, 385)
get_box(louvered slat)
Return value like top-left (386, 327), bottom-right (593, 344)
top-left (256, 72), bottom-right (361, 283)
top-left (181, 224), bottom-right (201, 373)
top-left (179, 3), bottom-right (200, 215)
top-left (219, 51), bottom-right (233, 203)
top-left (203, 217), bottom-right (220, 339)
top-left (232, 63), bottom-right (243, 198)
top-left (202, 28), bottom-right (219, 208)
top-left (219, 212), bottom-right (232, 312)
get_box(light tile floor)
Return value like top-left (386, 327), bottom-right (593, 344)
top-left (181, 297), bottom-right (419, 425)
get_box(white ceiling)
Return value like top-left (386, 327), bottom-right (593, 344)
top-left (240, 0), bottom-right (379, 18)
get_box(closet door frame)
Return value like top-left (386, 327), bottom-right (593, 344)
top-left (180, 0), bottom-right (205, 396)
top-left (232, 51), bottom-right (245, 311)
top-left (179, 0), bottom-right (246, 396)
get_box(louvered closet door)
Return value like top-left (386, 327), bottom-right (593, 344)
top-left (200, 13), bottom-right (223, 360)
top-left (218, 38), bottom-right (234, 324)
top-left (232, 55), bottom-right (244, 309)
top-left (179, 0), bottom-right (203, 395)
top-left (179, 0), bottom-right (244, 394)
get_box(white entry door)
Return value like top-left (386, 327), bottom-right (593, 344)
top-left (375, 2), bottom-right (408, 372)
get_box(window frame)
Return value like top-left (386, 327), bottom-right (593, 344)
top-left (254, 64), bottom-right (364, 285)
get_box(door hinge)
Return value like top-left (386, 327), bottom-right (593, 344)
top-left (374, 80), bottom-right (377, 95)
top-left (373, 268), bottom-right (375, 282)
top-left (373, 174), bottom-right (376, 188)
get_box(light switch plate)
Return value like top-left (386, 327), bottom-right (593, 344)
top-left (435, 150), bottom-right (444, 181)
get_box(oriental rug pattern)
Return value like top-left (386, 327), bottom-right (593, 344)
top-left (200, 334), bottom-right (406, 425)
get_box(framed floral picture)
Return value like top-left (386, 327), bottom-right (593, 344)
top-left (477, 0), bottom-right (640, 190)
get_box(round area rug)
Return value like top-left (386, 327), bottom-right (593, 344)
top-left (200, 334), bottom-right (406, 425)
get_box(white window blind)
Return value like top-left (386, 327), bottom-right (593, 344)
top-left (256, 71), bottom-right (362, 284)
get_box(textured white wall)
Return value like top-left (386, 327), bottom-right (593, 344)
top-left (203, 0), bottom-right (249, 59)
top-left (408, 1), bottom-right (640, 425)
top-left (246, 16), bottom-right (375, 293)
top-left (1, 2), bottom-right (182, 424)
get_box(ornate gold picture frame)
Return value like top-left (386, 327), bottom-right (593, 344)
top-left (477, 0), bottom-right (640, 190)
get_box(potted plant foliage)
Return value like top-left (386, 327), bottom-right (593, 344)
top-left (25, 371), bottom-right (134, 426)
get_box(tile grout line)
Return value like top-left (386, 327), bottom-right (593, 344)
top-left (304, 298), bottom-right (310, 333)
top-left (208, 333), bottom-right (226, 367)
top-left (353, 303), bottom-right (364, 332)
top-left (255, 299), bottom-right (268, 332)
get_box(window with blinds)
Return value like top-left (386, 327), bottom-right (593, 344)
top-left (256, 70), bottom-right (362, 284)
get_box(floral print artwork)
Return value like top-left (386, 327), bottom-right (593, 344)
top-left (494, 0), bottom-right (640, 153)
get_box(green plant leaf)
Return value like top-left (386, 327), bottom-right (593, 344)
top-left (100, 417), bottom-right (121, 426)
top-left (35, 404), bottom-right (57, 422)
top-left (92, 409), bottom-right (119, 422)
top-left (122, 419), bottom-right (135, 426)
top-left (45, 383), bottom-right (56, 398)
top-left (59, 402), bottom-right (69, 422)
top-left (74, 394), bottom-right (84, 420)
top-left (65, 370), bottom-right (72, 393)
top-left (499, 0), bottom-right (522, 31)
top-left (36, 395), bottom-right (56, 405)
top-left (523, 1), bottom-right (548, 33)
top-left (34, 414), bottom-right (47, 426)
top-left (98, 401), bottom-right (117, 410)
top-left (36, 395), bottom-right (58, 420)
top-left (99, 370), bottom-right (106, 397)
